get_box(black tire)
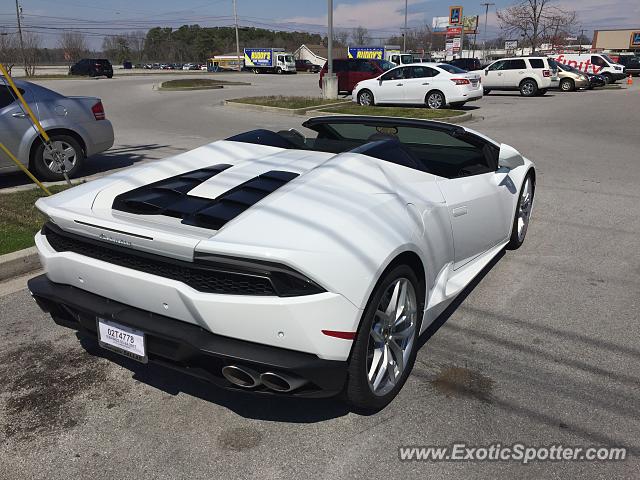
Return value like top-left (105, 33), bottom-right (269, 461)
top-left (519, 79), bottom-right (538, 97)
top-left (425, 90), bottom-right (445, 109)
top-left (560, 78), bottom-right (574, 92)
top-left (357, 89), bottom-right (375, 106)
top-left (107, 74), bottom-right (113, 79)
top-left (449, 101), bottom-right (465, 109)
top-left (483, 88), bottom-right (491, 95)
top-left (345, 264), bottom-right (424, 412)
top-left (602, 73), bottom-right (613, 84)
top-left (31, 134), bottom-right (85, 182)
top-left (276, 67), bottom-right (283, 74)
top-left (506, 172), bottom-right (535, 250)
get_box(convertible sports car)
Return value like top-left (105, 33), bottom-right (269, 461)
top-left (28, 116), bottom-right (535, 410)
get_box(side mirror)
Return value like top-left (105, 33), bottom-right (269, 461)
top-left (379, 78), bottom-right (384, 85)
top-left (484, 69), bottom-right (489, 75)
top-left (498, 143), bottom-right (524, 169)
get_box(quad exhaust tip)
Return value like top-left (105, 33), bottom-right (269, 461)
top-left (260, 372), bottom-right (307, 393)
top-left (222, 366), bottom-right (308, 392)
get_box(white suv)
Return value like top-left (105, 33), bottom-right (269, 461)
top-left (477, 56), bottom-right (559, 97)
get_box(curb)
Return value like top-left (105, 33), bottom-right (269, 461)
top-left (0, 247), bottom-right (41, 283)
top-left (304, 109), bottom-right (473, 123)
top-left (156, 84), bottom-right (225, 91)
top-left (224, 99), bottom-right (351, 115)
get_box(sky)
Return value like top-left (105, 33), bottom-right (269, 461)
top-left (1, 0), bottom-right (638, 49)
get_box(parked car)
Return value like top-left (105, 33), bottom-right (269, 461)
top-left (476, 56), bottom-right (558, 97)
top-left (69, 58), bottom-right (113, 78)
top-left (614, 54), bottom-right (640, 76)
top-left (295, 59), bottom-right (320, 73)
top-left (553, 53), bottom-right (625, 84)
top-left (319, 58), bottom-right (395, 94)
top-left (28, 115), bottom-right (535, 411)
top-left (353, 63), bottom-right (482, 109)
top-left (0, 80), bottom-right (114, 181)
top-left (555, 63), bottom-right (590, 91)
top-left (447, 58), bottom-right (482, 72)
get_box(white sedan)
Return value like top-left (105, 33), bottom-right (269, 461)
top-left (29, 116), bottom-right (534, 411)
top-left (353, 63), bottom-right (483, 109)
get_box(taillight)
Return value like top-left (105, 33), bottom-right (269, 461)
top-left (543, 70), bottom-right (551, 77)
top-left (451, 78), bottom-right (470, 85)
top-left (91, 101), bottom-right (105, 120)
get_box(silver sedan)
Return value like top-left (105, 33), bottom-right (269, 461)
top-left (0, 79), bottom-right (114, 181)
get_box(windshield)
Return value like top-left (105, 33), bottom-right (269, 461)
top-left (285, 55), bottom-right (293, 63)
top-left (400, 54), bottom-right (413, 64)
top-left (601, 54), bottom-right (614, 64)
top-left (438, 64), bottom-right (467, 74)
top-left (375, 60), bottom-right (395, 71)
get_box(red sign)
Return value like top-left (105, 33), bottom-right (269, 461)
top-left (447, 26), bottom-right (462, 36)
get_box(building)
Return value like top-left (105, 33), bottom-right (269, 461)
top-left (592, 29), bottom-right (640, 52)
top-left (293, 44), bottom-right (348, 66)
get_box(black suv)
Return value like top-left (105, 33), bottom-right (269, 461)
top-left (69, 58), bottom-right (113, 78)
top-left (447, 58), bottom-right (482, 71)
top-left (615, 55), bottom-right (640, 76)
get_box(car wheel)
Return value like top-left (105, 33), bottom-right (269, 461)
top-left (357, 89), bottom-right (374, 106)
top-left (345, 264), bottom-right (423, 411)
top-left (426, 91), bottom-right (445, 109)
top-left (32, 135), bottom-right (84, 182)
top-left (483, 89), bottom-right (491, 95)
top-left (507, 172), bottom-right (535, 249)
top-left (519, 79), bottom-right (538, 97)
top-left (560, 79), bottom-right (574, 92)
top-left (449, 101), bottom-right (465, 109)
top-left (602, 73), bottom-right (613, 84)
top-left (276, 67), bottom-right (283, 74)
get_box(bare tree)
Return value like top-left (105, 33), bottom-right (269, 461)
top-left (351, 26), bottom-right (371, 46)
top-left (333, 29), bottom-right (349, 47)
top-left (58, 31), bottom-right (88, 64)
top-left (0, 31), bottom-right (19, 73)
top-left (102, 35), bottom-right (131, 64)
top-left (22, 31), bottom-right (41, 77)
top-left (497, 0), bottom-right (576, 52)
top-left (126, 31), bottom-right (146, 63)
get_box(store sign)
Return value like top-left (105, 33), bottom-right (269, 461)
top-left (447, 26), bottom-right (463, 36)
top-left (449, 6), bottom-right (463, 25)
top-left (432, 16), bottom-right (449, 32)
top-left (505, 40), bottom-right (518, 50)
top-left (630, 31), bottom-right (640, 47)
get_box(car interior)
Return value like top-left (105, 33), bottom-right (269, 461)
top-left (226, 118), bottom-right (499, 179)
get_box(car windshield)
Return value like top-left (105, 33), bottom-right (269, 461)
top-left (400, 54), bottom-right (414, 64)
top-left (601, 54), bottom-right (614, 64)
top-left (438, 64), bottom-right (467, 74)
top-left (375, 60), bottom-right (395, 71)
top-left (285, 55), bottom-right (293, 63)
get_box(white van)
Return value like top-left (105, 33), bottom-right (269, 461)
top-left (553, 53), bottom-right (626, 84)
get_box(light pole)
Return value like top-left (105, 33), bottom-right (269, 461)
top-left (323, 0), bottom-right (337, 99)
top-left (403, 0), bottom-right (408, 52)
top-left (15, 0), bottom-right (27, 76)
top-left (233, 0), bottom-right (241, 71)
top-left (481, 2), bottom-right (494, 60)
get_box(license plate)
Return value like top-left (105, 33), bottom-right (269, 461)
top-left (471, 80), bottom-right (478, 86)
top-left (97, 318), bottom-right (147, 363)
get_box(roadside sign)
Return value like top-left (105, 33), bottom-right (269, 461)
top-left (630, 31), bottom-right (640, 48)
top-left (462, 15), bottom-right (478, 34)
top-left (447, 26), bottom-right (462, 36)
top-left (432, 16), bottom-right (449, 32)
top-left (446, 40), bottom-right (454, 56)
top-left (449, 6), bottom-right (463, 25)
top-left (505, 40), bottom-right (518, 50)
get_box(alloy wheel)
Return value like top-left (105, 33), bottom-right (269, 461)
top-left (427, 93), bottom-right (443, 109)
top-left (517, 177), bottom-right (533, 242)
top-left (43, 141), bottom-right (77, 173)
top-left (359, 91), bottom-right (372, 106)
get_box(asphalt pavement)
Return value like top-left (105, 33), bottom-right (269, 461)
top-left (1, 73), bottom-right (639, 479)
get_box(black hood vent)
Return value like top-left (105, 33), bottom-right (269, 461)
top-left (113, 166), bottom-right (298, 231)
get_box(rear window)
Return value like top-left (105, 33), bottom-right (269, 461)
top-left (529, 58), bottom-right (544, 69)
top-left (438, 64), bottom-right (467, 74)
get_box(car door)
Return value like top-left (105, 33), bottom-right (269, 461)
top-left (483, 60), bottom-right (507, 88)
top-left (402, 66), bottom-right (439, 104)
top-left (0, 84), bottom-right (32, 170)
top-left (375, 67), bottom-right (407, 103)
top-left (501, 58), bottom-right (527, 87)
top-left (431, 139), bottom-right (512, 269)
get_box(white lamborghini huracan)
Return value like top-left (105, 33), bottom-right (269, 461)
top-left (29, 116), bottom-right (535, 410)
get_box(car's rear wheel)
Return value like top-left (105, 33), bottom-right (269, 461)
top-left (345, 264), bottom-right (423, 411)
top-left (357, 89), bottom-right (374, 106)
top-left (426, 90), bottom-right (445, 109)
top-left (32, 135), bottom-right (84, 181)
top-left (560, 78), bottom-right (574, 91)
top-left (519, 79), bottom-right (538, 97)
top-left (507, 172), bottom-right (535, 249)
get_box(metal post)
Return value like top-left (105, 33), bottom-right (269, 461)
top-left (15, 0), bottom-right (27, 76)
top-left (481, 2), bottom-right (494, 61)
top-left (403, 0), bottom-right (408, 52)
top-left (233, 0), bottom-right (241, 71)
top-left (328, 0), bottom-right (333, 76)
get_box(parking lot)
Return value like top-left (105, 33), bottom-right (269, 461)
top-left (1, 73), bottom-right (639, 479)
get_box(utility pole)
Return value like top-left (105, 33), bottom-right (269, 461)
top-left (15, 0), bottom-right (27, 76)
top-left (328, 0), bottom-right (333, 77)
top-left (232, 0), bottom-right (241, 71)
top-left (579, 28), bottom-right (585, 53)
top-left (403, 0), bottom-right (408, 51)
top-left (481, 2), bottom-right (494, 61)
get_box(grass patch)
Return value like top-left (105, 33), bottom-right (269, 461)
top-left (161, 78), bottom-right (249, 89)
top-left (229, 96), bottom-right (348, 109)
top-left (319, 104), bottom-right (465, 119)
top-left (0, 185), bottom-right (70, 255)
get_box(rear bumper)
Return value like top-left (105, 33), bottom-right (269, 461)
top-left (82, 119), bottom-right (114, 157)
top-left (28, 274), bottom-right (348, 397)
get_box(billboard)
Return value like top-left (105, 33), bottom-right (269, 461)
top-left (462, 15), bottom-right (478, 34)
top-left (432, 16), bottom-right (449, 32)
top-left (243, 48), bottom-right (273, 67)
top-left (631, 31), bottom-right (640, 48)
top-left (505, 40), bottom-right (518, 50)
top-left (449, 6), bottom-right (463, 25)
top-left (447, 26), bottom-right (462, 36)
top-left (348, 47), bottom-right (384, 59)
